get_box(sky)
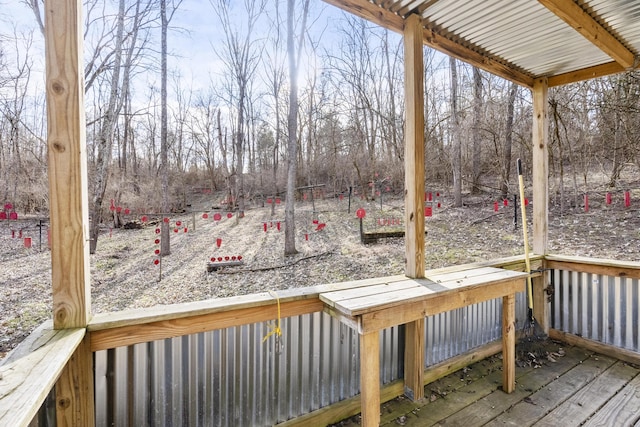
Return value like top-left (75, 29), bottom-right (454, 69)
top-left (0, 0), bottom-right (346, 95)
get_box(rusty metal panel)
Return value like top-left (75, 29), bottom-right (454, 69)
top-left (552, 268), bottom-right (640, 351)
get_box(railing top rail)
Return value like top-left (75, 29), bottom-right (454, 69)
top-left (0, 321), bottom-right (85, 427)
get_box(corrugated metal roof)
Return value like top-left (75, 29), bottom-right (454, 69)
top-left (327, 0), bottom-right (640, 87)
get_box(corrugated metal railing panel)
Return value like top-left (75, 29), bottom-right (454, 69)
top-left (552, 269), bottom-right (640, 352)
top-left (424, 293), bottom-right (527, 367)
top-left (94, 311), bottom-right (402, 427)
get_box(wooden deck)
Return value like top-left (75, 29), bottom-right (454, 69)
top-left (334, 339), bottom-right (640, 426)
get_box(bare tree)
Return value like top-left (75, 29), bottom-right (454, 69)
top-left (211, 0), bottom-right (267, 217)
top-left (471, 67), bottom-right (483, 193)
top-left (284, 0), bottom-right (310, 256)
top-left (449, 56), bottom-right (462, 207)
top-left (500, 82), bottom-right (518, 199)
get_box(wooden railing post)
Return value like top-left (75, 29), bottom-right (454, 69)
top-left (403, 12), bottom-right (426, 403)
top-left (45, 0), bottom-right (94, 425)
top-left (532, 78), bottom-right (550, 333)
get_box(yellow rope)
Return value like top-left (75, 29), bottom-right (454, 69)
top-left (262, 290), bottom-right (282, 343)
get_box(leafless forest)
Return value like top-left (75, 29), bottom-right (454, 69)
top-left (1, 1), bottom-right (639, 252)
top-left (1, 1), bottom-right (640, 355)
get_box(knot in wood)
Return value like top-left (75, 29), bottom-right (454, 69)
top-left (52, 141), bottom-right (66, 153)
top-left (51, 80), bottom-right (65, 95)
top-left (58, 397), bottom-right (71, 409)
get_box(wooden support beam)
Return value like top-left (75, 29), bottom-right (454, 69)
top-left (403, 319), bottom-right (425, 401)
top-left (539, 0), bottom-right (635, 68)
top-left (360, 331), bottom-right (380, 427)
top-left (532, 78), bottom-right (550, 335)
top-left (45, 0), bottom-right (91, 329)
top-left (547, 61), bottom-right (626, 87)
top-left (322, 0), bottom-right (534, 88)
top-left (403, 13), bottom-right (425, 279)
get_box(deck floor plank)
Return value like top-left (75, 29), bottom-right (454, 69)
top-left (582, 372), bottom-right (640, 426)
top-left (490, 354), bottom-right (621, 426)
top-left (385, 345), bottom-right (590, 426)
top-left (533, 361), bottom-right (640, 426)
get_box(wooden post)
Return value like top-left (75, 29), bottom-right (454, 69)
top-left (360, 331), bottom-right (380, 427)
top-left (532, 78), bottom-right (550, 332)
top-left (502, 293), bottom-right (516, 393)
top-left (403, 13), bottom-right (425, 279)
top-left (55, 335), bottom-right (95, 426)
top-left (403, 318), bottom-right (425, 400)
top-left (46, 0), bottom-right (94, 425)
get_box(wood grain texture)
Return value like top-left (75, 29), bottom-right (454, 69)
top-left (56, 335), bottom-right (94, 427)
top-left (45, 0), bottom-right (91, 329)
top-left (360, 331), bottom-right (380, 427)
top-left (403, 319), bottom-right (425, 401)
top-left (90, 299), bottom-right (324, 351)
top-left (0, 325), bottom-right (85, 427)
top-left (547, 61), bottom-right (626, 87)
top-left (532, 79), bottom-right (548, 256)
top-left (502, 294), bottom-right (516, 393)
top-left (403, 13), bottom-right (425, 279)
top-left (539, 0), bottom-right (634, 68)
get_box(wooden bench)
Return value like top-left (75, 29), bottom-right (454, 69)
top-left (320, 266), bottom-right (528, 427)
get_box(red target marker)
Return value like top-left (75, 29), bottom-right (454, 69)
top-left (213, 213), bottom-right (222, 221)
top-left (155, 239), bottom-right (160, 244)
top-left (0, 212), bottom-right (6, 220)
top-left (494, 201), bottom-right (499, 212)
top-left (625, 191), bottom-right (631, 207)
top-left (202, 213), bottom-right (209, 219)
top-left (425, 207), bottom-right (432, 217)
top-left (141, 215), bottom-right (148, 222)
top-left (218, 257), bottom-right (222, 261)
top-left (163, 217), bottom-right (170, 223)
top-left (124, 208), bottom-right (130, 215)
top-left (174, 228), bottom-right (179, 233)
top-left (184, 227), bottom-right (188, 233)
top-left (339, 194), bottom-right (344, 201)
top-left (216, 238), bottom-right (222, 248)
top-left (275, 198), bottom-right (281, 204)
top-left (277, 222), bottom-right (281, 231)
top-left (176, 221), bottom-right (182, 227)
top-left (231, 256), bottom-right (237, 261)
top-left (109, 205), bottom-right (115, 211)
top-left (155, 249), bottom-right (160, 255)
top-left (227, 213), bottom-right (233, 219)
top-left (305, 233), bottom-right (309, 241)
top-left (210, 257), bottom-right (215, 262)
top-left (224, 256), bottom-right (229, 261)
top-left (4, 203), bottom-right (12, 211)
top-left (154, 259), bottom-right (160, 265)
top-left (584, 194), bottom-right (589, 212)
top-left (524, 198), bottom-right (529, 206)
top-left (267, 198), bottom-right (273, 204)
top-left (116, 206), bottom-right (122, 213)
top-left (155, 228), bottom-right (161, 234)
top-left (9, 212), bottom-right (17, 220)
top-left (503, 199), bottom-right (508, 207)
top-left (356, 208), bottom-right (366, 219)
top-left (238, 255), bottom-right (242, 261)
top-left (606, 193), bottom-right (612, 205)
top-left (263, 222), bottom-right (267, 232)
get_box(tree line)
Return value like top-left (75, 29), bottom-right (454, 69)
top-left (1, 0), bottom-right (639, 254)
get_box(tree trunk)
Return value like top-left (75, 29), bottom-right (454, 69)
top-left (471, 67), bottom-right (482, 194)
top-left (160, 0), bottom-right (170, 256)
top-left (500, 82), bottom-right (518, 199)
top-left (450, 57), bottom-right (462, 207)
top-left (89, 0), bottom-right (125, 254)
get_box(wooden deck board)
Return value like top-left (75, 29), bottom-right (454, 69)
top-left (332, 341), bottom-right (640, 427)
top-left (534, 361), bottom-right (640, 426)
top-left (582, 372), bottom-right (640, 426)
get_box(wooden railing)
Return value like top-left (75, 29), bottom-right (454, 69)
top-left (15, 254), bottom-right (628, 427)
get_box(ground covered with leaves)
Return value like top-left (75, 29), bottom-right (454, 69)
top-left (1, 192), bottom-right (639, 358)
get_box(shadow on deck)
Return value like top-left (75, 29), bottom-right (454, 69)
top-left (335, 339), bottom-right (640, 426)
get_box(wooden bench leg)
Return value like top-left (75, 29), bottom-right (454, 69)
top-left (360, 331), bottom-right (380, 427)
top-left (404, 319), bottom-right (425, 401)
top-left (502, 293), bottom-right (516, 393)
